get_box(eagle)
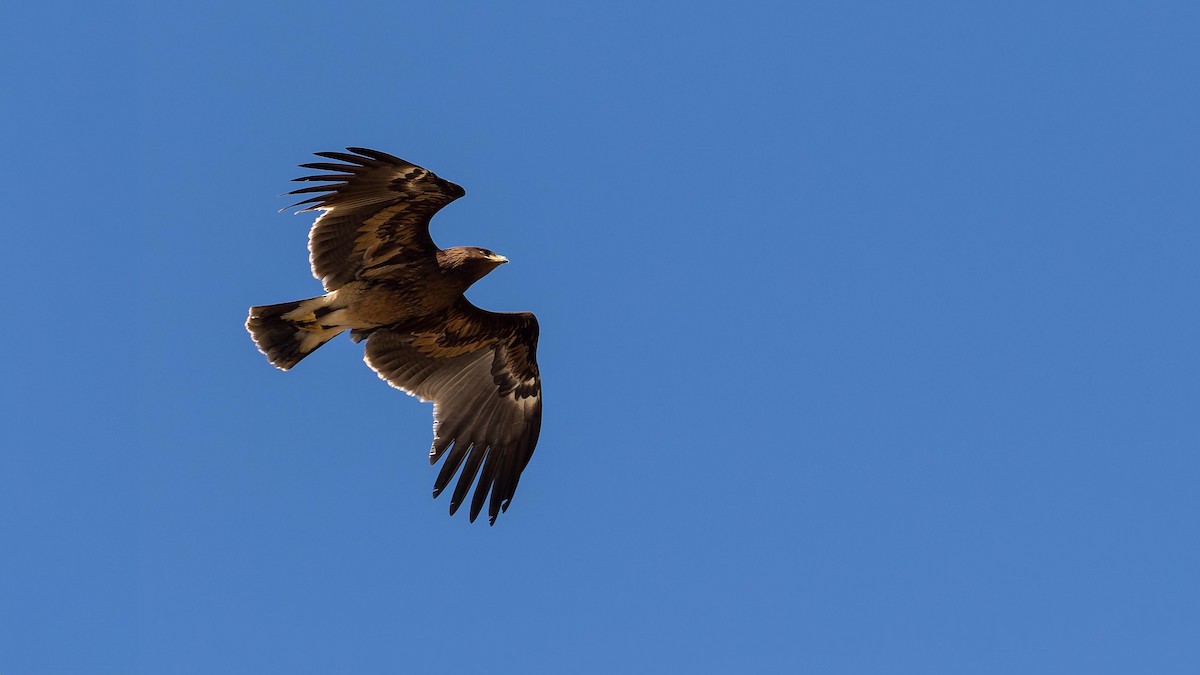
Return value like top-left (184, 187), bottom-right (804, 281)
top-left (246, 148), bottom-right (542, 525)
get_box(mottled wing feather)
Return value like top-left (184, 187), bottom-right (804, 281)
top-left (285, 147), bottom-right (466, 290)
top-left (363, 301), bottom-right (542, 524)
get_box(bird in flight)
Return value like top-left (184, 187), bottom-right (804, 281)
top-left (246, 148), bottom-right (542, 524)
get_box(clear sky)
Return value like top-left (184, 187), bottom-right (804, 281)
top-left (4, 1), bottom-right (1199, 673)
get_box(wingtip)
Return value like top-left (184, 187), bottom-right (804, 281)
top-left (312, 150), bottom-right (377, 166)
top-left (299, 161), bottom-right (357, 172)
top-left (346, 146), bottom-right (409, 165)
top-left (280, 195), bottom-right (325, 212)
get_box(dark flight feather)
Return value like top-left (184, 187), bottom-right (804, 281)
top-left (363, 303), bottom-right (542, 524)
top-left (283, 147), bottom-right (464, 290)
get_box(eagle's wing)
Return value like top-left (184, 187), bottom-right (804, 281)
top-left (363, 300), bottom-right (542, 524)
top-left (285, 147), bottom-right (466, 290)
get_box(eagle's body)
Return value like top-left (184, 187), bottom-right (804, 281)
top-left (246, 148), bottom-right (542, 524)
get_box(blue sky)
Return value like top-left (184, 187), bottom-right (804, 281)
top-left (4, 1), bottom-right (1199, 673)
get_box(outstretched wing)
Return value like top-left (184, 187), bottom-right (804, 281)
top-left (285, 147), bottom-right (466, 291)
top-left (363, 301), bottom-right (542, 524)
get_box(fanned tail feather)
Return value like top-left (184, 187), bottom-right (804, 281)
top-left (246, 295), bottom-right (344, 370)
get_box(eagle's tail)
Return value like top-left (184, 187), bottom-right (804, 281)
top-left (246, 295), bottom-right (345, 370)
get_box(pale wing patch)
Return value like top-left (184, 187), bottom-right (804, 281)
top-left (410, 331), bottom-right (488, 359)
top-left (352, 203), bottom-right (415, 264)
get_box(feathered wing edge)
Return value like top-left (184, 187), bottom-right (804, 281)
top-left (281, 148), bottom-right (466, 291)
top-left (283, 147), bottom-right (434, 212)
top-left (362, 325), bottom-right (542, 524)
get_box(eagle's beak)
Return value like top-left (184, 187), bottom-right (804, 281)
top-left (491, 254), bottom-right (509, 264)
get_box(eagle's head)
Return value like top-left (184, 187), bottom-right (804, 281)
top-left (442, 246), bottom-right (509, 284)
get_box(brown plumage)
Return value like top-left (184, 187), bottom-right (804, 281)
top-left (246, 148), bottom-right (542, 524)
